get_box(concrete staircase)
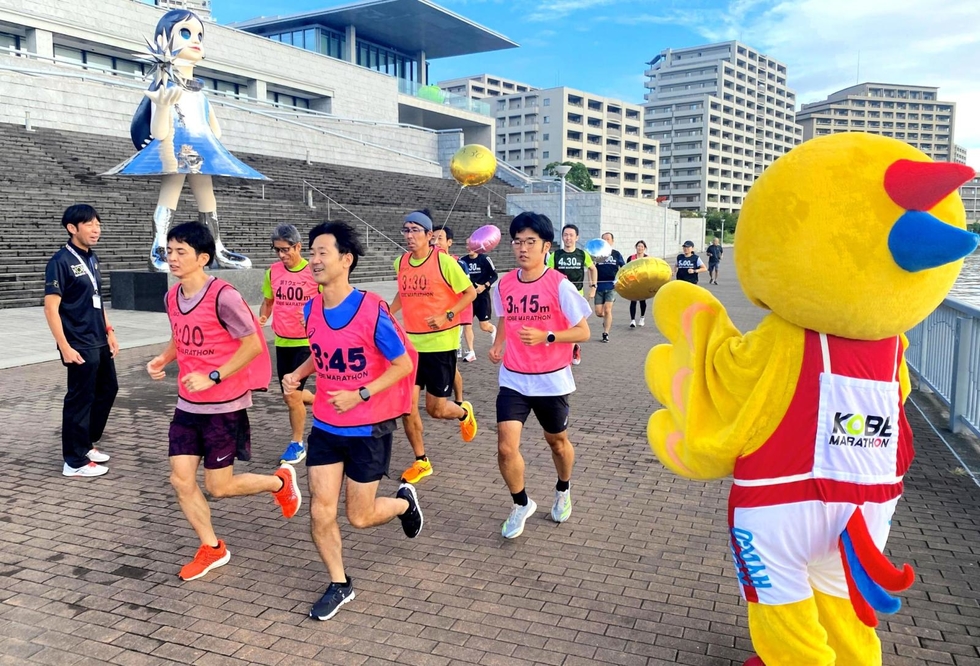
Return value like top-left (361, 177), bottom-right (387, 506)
top-left (0, 123), bottom-right (519, 308)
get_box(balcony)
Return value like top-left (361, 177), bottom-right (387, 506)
top-left (397, 79), bottom-right (491, 116)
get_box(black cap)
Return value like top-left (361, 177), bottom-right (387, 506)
top-left (683, 240), bottom-right (695, 247)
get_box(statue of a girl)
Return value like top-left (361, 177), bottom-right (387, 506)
top-left (106, 9), bottom-right (266, 271)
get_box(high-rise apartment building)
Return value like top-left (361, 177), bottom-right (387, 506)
top-left (491, 86), bottom-right (659, 199)
top-left (642, 41), bottom-right (802, 213)
top-left (439, 74), bottom-right (536, 99)
top-left (961, 176), bottom-right (980, 224)
top-left (796, 83), bottom-right (955, 162)
top-left (954, 144), bottom-right (968, 165)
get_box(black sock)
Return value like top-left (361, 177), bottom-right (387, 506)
top-left (416, 455), bottom-right (428, 462)
top-left (556, 479), bottom-right (570, 492)
top-left (458, 407), bottom-right (468, 422)
top-left (511, 489), bottom-right (528, 506)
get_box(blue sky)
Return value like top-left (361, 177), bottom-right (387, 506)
top-left (216, 0), bottom-right (980, 165)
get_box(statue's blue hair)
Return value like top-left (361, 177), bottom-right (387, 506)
top-left (130, 9), bottom-right (202, 150)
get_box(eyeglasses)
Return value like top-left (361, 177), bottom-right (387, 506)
top-left (271, 245), bottom-right (295, 254)
top-left (401, 227), bottom-right (426, 235)
top-left (510, 238), bottom-right (540, 248)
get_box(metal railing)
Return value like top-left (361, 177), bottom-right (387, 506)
top-left (302, 180), bottom-right (406, 253)
top-left (906, 296), bottom-right (980, 437)
top-left (397, 79), bottom-right (493, 117)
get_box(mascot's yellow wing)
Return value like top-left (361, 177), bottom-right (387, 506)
top-left (646, 281), bottom-right (804, 480)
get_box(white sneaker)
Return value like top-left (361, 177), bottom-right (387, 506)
top-left (639, 317), bottom-right (645, 327)
top-left (464, 350), bottom-right (476, 362)
top-left (456, 348), bottom-right (463, 359)
top-left (87, 448), bottom-right (110, 463)
top-left (551, 489), bottom-right (572, 523)
top-left (489, 325), bottom-right (497, 343)
top-left (501, 499), bottom-right (537, 539)
top-left (63, 462), bottom-right (108, 477)
top-left (629, 320), bottom-right (636, 329)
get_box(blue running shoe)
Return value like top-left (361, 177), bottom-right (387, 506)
top-left (280, 441), bottom-right (306, 465)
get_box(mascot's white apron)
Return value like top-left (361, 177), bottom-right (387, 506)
top-left (728, 332), bottom-right (907, 605)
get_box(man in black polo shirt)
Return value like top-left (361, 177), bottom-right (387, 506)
top-left (44, 204), bottom-right (119, 478)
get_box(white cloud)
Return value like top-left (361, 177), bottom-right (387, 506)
top-left (527, 0), bottom-right (621, 22)
top-left (526, 0), bottom-right (980, 167)
top-left (710, 0), bottom-right (980, 166)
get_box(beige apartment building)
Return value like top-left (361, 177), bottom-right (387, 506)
top-left (961, 176), bottom-right (980, 224)
top-left (643, 41), bottom-right (803, 213)
top-left (438, 74), bottom-right (536, 99)
top-left (796, 83), bottom-right (956, 162)
top-left (954, 144), bottom-right (968, 165)
top-left (491, 86), bottom-right (659, 198)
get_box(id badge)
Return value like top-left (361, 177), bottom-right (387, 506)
top-left (93, 295), bottom-right (102, 310)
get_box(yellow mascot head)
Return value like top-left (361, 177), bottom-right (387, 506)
top-left (735, 133), bottom-right (976, 340)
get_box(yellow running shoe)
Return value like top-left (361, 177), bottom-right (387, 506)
top-left (460, 401), bottom-right (477, 442)
top-left (401, 458), bottom-right (433, 484)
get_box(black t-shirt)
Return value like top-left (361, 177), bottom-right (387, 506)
top-left (552, 248), bottom-right (588, 290)
top-left (706, 245), bottom-right (724, 263)
top-left (595, 249), bottom-right (625, 288)
top-left (676, 253), bottom-right (702, 284)
top-left (461, 254), bottom-right (498, 289)
top-left (44, 242), bottom-right (108, 350)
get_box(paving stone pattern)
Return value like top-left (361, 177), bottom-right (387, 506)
top-left (1, 271), bottom-right (978, 665)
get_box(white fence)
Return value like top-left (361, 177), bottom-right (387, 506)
top-left (906, 297), bottom-right (980, 437)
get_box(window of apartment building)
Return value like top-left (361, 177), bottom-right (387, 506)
top-left (543, 133), bottom-right (549, 141)
top-left (497, 151), bottom-right (506, 160)
top-left (0, 31), bottom-right (20, 52)
top-left (543, 116), bottom-right (550, 124)
top-left (567, 130), bottom-right (583, 141)
top-left (543, 98), bottom-right (550, 106)
top-left (542, 151), bottom-right (549, 159)
top-left (568, 94), bottom-right (584, 107)
top-left (497, 100), bottom-right (506, 111)
top-left (524, 132), bottom-right (537, 142)
top-left (567, 148), bottom-right (583, 159)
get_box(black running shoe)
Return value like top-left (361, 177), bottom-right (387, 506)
top-left (396, 483), bottom-right (423, 538)
top-left (310, 578), bottom-right (354, 620)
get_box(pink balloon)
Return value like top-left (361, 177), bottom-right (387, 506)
top-left (466, 225), bottom-right (502, 254)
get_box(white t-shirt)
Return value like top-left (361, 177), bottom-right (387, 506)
top-left (491, 271), bottom-right (593, 396)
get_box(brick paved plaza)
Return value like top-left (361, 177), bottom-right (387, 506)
top-left (1, 273), bottom-right (978, 666)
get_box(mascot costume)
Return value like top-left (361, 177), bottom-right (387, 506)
top-left (105, 9), bottom-right (267, 272)
top-left (646, 133), bottom-right (978, 666)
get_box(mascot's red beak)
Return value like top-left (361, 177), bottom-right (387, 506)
top-left (884, 160), bottom-right (974, 211)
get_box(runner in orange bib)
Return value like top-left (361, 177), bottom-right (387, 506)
top-left (389, 209), bottom-right (478, 484)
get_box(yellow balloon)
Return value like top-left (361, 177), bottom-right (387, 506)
top-left (614, 257), bottom-right (672, 301)
top-left (450, 144), bottom-right (497, 187)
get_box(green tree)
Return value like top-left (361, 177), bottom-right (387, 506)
top-left (544, 161), bottom-right (595, 191)
top-left (969, 222), bottom-right (980, 235)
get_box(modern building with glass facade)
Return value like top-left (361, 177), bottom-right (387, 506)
top-left (796, 83), bottom-right (956, 162)
top-left (231, 0), bottom-right (517, 89)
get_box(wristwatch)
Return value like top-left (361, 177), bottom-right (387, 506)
top-left (358, 386), bottom-right (371, 402)
top-left (446, 310), bottom-right (455, 321)
top-left (546, 332), bottom-right (556, 345)
top-left (208, 370), bottom-right (222, 384)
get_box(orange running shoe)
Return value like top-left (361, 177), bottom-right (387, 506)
top-left (179, 540), bottom-right (230, 581)
top-left (401, 458), bottom-right (433, 484)
top-left (460, 401), bottom-right (478, 442)
top-left (273, 464), bottom-right (301, 518)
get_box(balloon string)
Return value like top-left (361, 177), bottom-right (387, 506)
top-left (441, 185), bottom-right (466, 230)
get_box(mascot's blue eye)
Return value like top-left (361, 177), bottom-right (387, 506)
top-left (180, 28), bottom-right (191, 39)
top-left (197, 32), bottom-right (204, 41)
